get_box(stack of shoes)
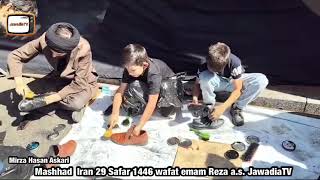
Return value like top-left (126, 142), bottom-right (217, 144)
top-left (45, 140), bottom-right (77, 168)
top-left (110, 125), bottom-right (148, 146)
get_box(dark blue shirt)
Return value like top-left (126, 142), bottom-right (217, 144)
top-left (198, 53), bottom-right (245, 79)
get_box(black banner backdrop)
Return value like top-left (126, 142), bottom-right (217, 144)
top-left (0, 0), bottom-right (319, 85)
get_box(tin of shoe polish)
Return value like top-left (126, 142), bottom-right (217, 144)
top-left (246, 135), bottom-right (260, 144)
top-left (282, 140), bottom-right (296, 151)
top-left (178, 139), bottom-right (192, 148)
top-left (231, 142), bottom-right (246, 152)
top-left (167, 137), bottom-right (180, 145)
top-left (224, 150), bottom-right (239, 160)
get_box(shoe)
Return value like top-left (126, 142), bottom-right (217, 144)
top-left (46, 140), bottom-right (77, 168)
top-left (18, 96), bottom-right (47, 112)
top-left (71, 107), bottom-right (86, 123)
top-left (110, 125), bottom-right (148, 146)
top-left (230, 104), bottom-right (244, 126)
top-left (104, 105), bottom-right (113, 116)
top-left (191, 117), bottom-right (224, 129)
top-left (188, 104), bottom-right (210, 117)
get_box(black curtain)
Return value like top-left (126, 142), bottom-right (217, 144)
top-left (1, 0), bottom-right (319, 85)
top-left (94, 0), bottom-right (320, 85)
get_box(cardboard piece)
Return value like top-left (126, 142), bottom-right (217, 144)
top-left (174, 140), bottom-right (243, 179)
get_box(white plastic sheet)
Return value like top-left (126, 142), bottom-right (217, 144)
top-left (33, 85), bottom-right (320, 179)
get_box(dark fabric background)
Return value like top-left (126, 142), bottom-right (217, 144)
top-left (1, 0), bottom-right (319, 85)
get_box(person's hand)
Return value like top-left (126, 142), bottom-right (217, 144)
top-left (16, 83), bottom-right (33, 97)
top-left (16, 84), bottom-right (35, 98)
top-left (192, 96), bottom-right (200, 105)
top-left (132, 125), bottom-right (142, 136)
top-left (14, 76), bottom-right (34, 97)
top-left (209, 105), bottom-right (226, 121)
top-left (109, 113), bottom-right (119, 129)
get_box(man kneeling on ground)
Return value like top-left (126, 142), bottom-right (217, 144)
top-left (7, 22), bottom-right (98, 123)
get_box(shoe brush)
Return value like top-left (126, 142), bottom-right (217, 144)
top-left (241, 142), bottom-right (259, 162)
top-left (24, 90), bottom-right (35, 100)
top-left (103, 129), bottom-right (113, 139)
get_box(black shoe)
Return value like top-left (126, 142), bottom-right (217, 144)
top-left (230, 104), bottom-right (244, 126)
top-left (104, 105), bottom-right (113, 116)
top-left (188, 104), bottom-right (210, 117)
top-left (18, 96), bottom-right (47, 112)
top-left (191, 117), bottom-right (224, 129)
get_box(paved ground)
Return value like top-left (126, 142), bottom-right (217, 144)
top-left (253, 85), bottom-right (320, 116)
top-left (0, 77), bottom-right (73, 157)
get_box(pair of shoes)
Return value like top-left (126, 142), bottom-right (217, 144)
top-left (191, 116), bottom-right (224, 129)
top-left (111, 125), bottom-right (148, 146)
top-left (230, 104), bottom-right (244, 126)
top-left (71, 107), bottom-right (86, 123)
top-left (46, 140), bottom-right (77, 168)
